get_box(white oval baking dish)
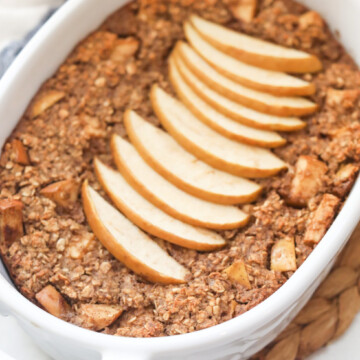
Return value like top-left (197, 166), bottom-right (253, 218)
top-left (0, 0), bottom-right (359, 359)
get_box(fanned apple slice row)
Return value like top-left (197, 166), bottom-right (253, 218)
top-left (151, 85), bottom-right (287, 178)
top-left (94, 159), bottom-right (226, 251)
top-left (124, 110), bottom-right (261, 204)
top-left (190, 15), bottom-right (322, 73)
top-left (82, 181), bottom-right (189, 284)
top-left (184, 22), bottom-right (314, 96)
top-left (111, 135), bottom-right (249, 230)
top-left (169, 58), bottom-right (286, 148)
top-left (174, 41), bottom-right (317, 117)
top-left (173, 49), bottom-right (305, 132)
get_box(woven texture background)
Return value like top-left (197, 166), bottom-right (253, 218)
top-left (254, 223), bottom-right (360, 360)
top-left (0, 0), bottom-right (63, 77)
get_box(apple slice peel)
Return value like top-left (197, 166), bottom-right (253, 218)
top-left (190, 14), bottom-right (322, 73)
top-left (94, 158), bottom-right (226, 251)
top-left (151, 85), bottom-right (287, 178)
top-left (124, 109), bottom-right (262, 204)
top-left (184, 21), bottom-right (315, 96)
top-left (174, 40), bottom-right (317, 117)
top-left (82, 181), bottom-right (189, 284)
top-left (168, 57), bottom-right (286, 148)
top-left (111, 135), bottom-right (249, 230)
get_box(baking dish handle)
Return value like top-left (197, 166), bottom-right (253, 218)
top-left (101, 350), bottom-right (151, 360)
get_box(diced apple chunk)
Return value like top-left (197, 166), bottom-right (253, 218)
top-left (35, 285), bottom-right (70, 318)
top-left (81, 115), bottom-right (106, 139)
top-left (224, 260), bottom-right (251, 289)
top-left (335, 164), bottom-right (358, 183)
top-left (82, 182), bottom-right (188, 284)
top-left (31, 90), bottom-right (65, 118)
top-left (78, 304), bottom-right (123, 331)
top-left (66, 232), bottom-right (95, 259)
top-left (228, 0), bottom-right (257, 22)
top-left (326, 88), bottom-right (360, 109)
top-left (333, 164), bottom-right (359, 197)
top-left (0, 199), bottom-right (24, 246)
top-left (288, 156), bottom-right (327, 207)
top-left (271, 239), bottom-right (297, 272)
top-left (40, 179), bottom-right (79, 208)
top-left (298, 11), bottom-right (324, 30)
top-left (10, 139), bottom-right (30, 165)
top-left (110, 37), bottom-right (139, 63)
top-left (304, 194), bottom-right (340, 245)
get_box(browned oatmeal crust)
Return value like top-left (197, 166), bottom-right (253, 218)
top-left (0, 0), bottom-right (360, 337)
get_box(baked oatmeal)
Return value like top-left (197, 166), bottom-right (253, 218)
top-left (0, 0), bottom-right (360, 337)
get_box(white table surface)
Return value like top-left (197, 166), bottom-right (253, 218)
top-left (1, 311), bottom-right (360, 360)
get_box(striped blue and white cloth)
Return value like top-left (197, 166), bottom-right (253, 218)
top-left (0, 0), bottom-right (64, 77)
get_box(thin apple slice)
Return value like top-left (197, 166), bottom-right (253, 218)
top-left (77, 304), bottom-right (123, 331)
top-left (82, 181), bottom-right (188, 284)
top-left (150, 85), bottom-right (287, 178)
top-left (174, 47), bottom-right (306, 131)
top-left (95, 159), bottom-right (226, 250)
top-left (124, 110), bottom-right (261, 204)
top-left (184, 22), bottom-right (314, 96)
top-left (111, 135), bottom-right (249, 230)
top-left (40, 179), bottom-right (79, 209)
top-left (173, 47), bottom-right (305, 131)
top-left (168, 58), bottom-right (286, 148)
top-left (190, 15), bottom-right (322, 73)
top-left (271, 238), bottom-right (297, 272)
top-left (174, 41), bottom-right (317, 117)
